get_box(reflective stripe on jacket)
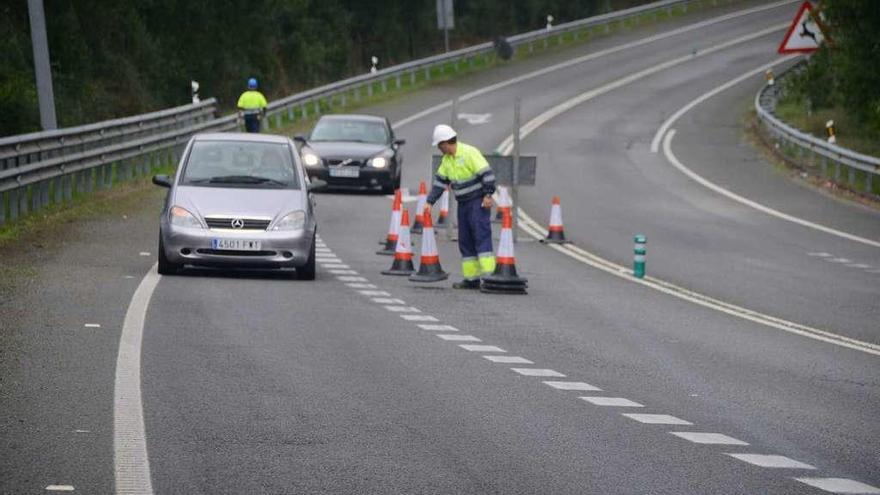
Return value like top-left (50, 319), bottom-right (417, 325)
top-left (426, 142), bottom-right (496, 204)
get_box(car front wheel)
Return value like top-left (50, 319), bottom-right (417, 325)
top-left (296, 235), bottom-right (316, 280)
top-left (157, 235), bottom-right (181, 275)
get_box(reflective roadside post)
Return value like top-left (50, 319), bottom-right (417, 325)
top-left (633, 235), bottom-right (646, 278)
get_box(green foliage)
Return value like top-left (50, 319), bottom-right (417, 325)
top-left (1, 0), bottom-right (649, 137)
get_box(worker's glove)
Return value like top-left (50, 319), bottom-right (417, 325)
top-left (481, 195), bottom-right (494, 209)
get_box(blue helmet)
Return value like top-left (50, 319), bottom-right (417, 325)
top-left (247, 77), bottom-right (258, 89)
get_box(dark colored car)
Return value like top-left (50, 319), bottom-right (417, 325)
top-left (295, 114), bottom-right (405, 193)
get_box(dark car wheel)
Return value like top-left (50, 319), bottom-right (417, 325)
top-left (296, 235), bottom-right (316, 280)
top-left (157, 235), bottom-right (181, 275)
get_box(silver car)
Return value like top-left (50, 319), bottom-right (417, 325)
top-left (152, 133), bottom-right (324, 279)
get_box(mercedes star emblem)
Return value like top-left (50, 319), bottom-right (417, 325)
top-left (230, 218), bottom-right (244, 229)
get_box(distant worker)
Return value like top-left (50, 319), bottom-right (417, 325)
top-left (426, 124), bottom-right (496, 289)
top-left (237, 77), bottom-right (268, 133)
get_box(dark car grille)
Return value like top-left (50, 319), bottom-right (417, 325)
top-left (205, 217), bottom-right (271, 230)
top-left (324, 159), bottom-right (364, 167)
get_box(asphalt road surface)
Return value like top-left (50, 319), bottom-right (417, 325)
top-left (2, 1), bottom-right (878, 493)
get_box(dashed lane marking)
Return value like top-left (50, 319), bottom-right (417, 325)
top-left (384, 306), bottom-right (421, 313)
top-left (808, 252), bottom-right (833, 257)
top-left (794, 478), bottom-right (880, 494)
top-left (328, 270), bottom-right (358, 275)
top-left (726, 454), bottom-right (815, 469)
top-left (622, 413), bottom-right (693, 425)
top-left (400, 314), bottom-right (438, 322)
top-left (359, 290), bottom-right (391, 296)
top-left (371, 298), bottom-right (407, 304)
top-left (826, 258), bottom-right (852, 264)
top-left (845, 264), bottom-right (871, 269)
top-left (670, 432), bottom-right (749, 445)
top-left (138, 252), bottom-right (150, 257)
top-left (418, 324), bottom-right (459, 331)
top-left (543, 381), bottom-right (602, 391)
top-left (511, 368), bottom-right (566, 377)
top-left (84, 323), bottom-right (101, 328)
top-left (580, 397), bottom-right (645, 408)
top-left (436, 334), bottom-right (481, 342)
top-left (45, 486), bottom-right (75, 492)
top-left (346, 283), bottom-right (377, 289)
top-left (483, 355), bottom-right (533, 364)
top-left (336, 276), bottom-right (368, 282)
top-left (321, 264), bottom-right (351, 269)
top-left (460, 345), bottom-right (506, 352)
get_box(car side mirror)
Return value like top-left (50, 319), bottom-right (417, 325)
top-left (152, 175), bottom-right (172, 188)
top-left (307, 179), bottom-right (327, 192)
top-left (393, 138), bottom-right (406, 146)
top-left (293, 134), bottom-right (307, 145)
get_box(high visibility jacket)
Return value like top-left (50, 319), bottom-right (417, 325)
top-left (237, 90), bottom-right (268, 114)
top-left (427, 142), bottom-right (496, 204)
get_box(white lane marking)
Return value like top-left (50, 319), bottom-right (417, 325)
top-left (846, 264), bottom-right (871, 269)
top-left (124, 275), bottom-right (136, 279)
top-left (543, 381), bottom-right (602, 391)
top-left (670, 432), bottom-right (749, 445)
top-left (516, 211), bottom-right (880, 357)
top-left (346, 283), bottom-right (378, 289)
top-left (458, 112), bottom-right (492, 125)
top-left (393, 1), bottom-right (798, 131)
top-left (660, 111), bottom-right (880, 251)
top-left (808, 252), bottom-right (833, 257)
top-left (483, 355), bottom-right (533, 364)
top-left (317, 259), bottom-right (342, 264)
top-left (138, 252), bottom-right (150, 257)
top-left (511, 368), bottom-right (566, 377)
top-left (401, 314), bottom-right (438, 322)
top-left (460, 344), bottom-right (506, 352)
top-left (328, 270), bottom-right (358, 275)
top-left (84, 323), bottom-right (101, 328)
top-left (45, 485), bottom-right (75, 492)
top-left (371, 298), bottom-right (407, 304)
top-left (115, 264), bottom-right (158, 495)
top-left (321, 264), bottom-right (350, 269)
top-left (336, 276), bottom-right (368, 282)
top-left (74, 429), bottom-right (91, 433)
top-left (498, 24), bottom-right (788, 156)
top-left (827, 258), bottom-right (852, 263)
top-left (868, 269), bottom-right (880, 274)
top-left (794, 478), bottom-right (880, 494)
top-left (418, 324), bottom-right (459, 331)
top-left (726, 453), bottom-right (815, 469)
top-left (650, 56), bottom-right (798, 152)
top-left (622, 413), bottom-right (692, 425)
top-left (580, 397), bottom-right (644, 407)
top-left (437, 334), bottom-right (481, 342)
top-left (384, 306), bottom-right (421, 313)
top-left (359, 290), bottom-right (391, 296)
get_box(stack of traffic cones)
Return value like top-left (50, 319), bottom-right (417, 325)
top-left (411, 181), bottom-right (428, 234)
top-left (382, 209), bottom-right (415, 276)
top-left (481, 210), bottom-right (527, 294)
top-left (436, 187), bottom-right (450, 227)
top-left (543, 196), bottom-right (567, 244)
top-left (409, 205), bottom-right (448, 282)
top-left (377, 189), bottom-right (402, 255)
top-left (494, 186), bottom-right (512, 222)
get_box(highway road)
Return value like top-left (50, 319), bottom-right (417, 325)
top-left (2, 1), bottom-right (878, 493)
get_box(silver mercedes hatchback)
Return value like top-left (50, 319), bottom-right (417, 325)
top-left (152, 133), bottom-right (324, 279)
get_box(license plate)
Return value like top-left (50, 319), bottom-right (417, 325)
top-left (329, 167), bottom-right (360, 178)
top-left (211, 238), bottom-right (261, 251)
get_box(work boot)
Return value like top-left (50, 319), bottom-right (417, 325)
top-left (452, 279), bottom-right (480, 290)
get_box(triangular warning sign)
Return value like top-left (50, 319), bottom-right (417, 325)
top-left (778, 1), bottom-right (826, 54)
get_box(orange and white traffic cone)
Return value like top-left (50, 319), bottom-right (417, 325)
top-left (411, 181), bottom-right (428, 234)
top-left (377, 189), bottom-right (402, 255)
top-left (409, 205), bottom-right (448, 282)
top-left (382, 208), bottom-right (415, 276)
top-left (494, 186), bottom-right (512, 222)
top-left (436, 187), bottom-right (450, 227)
top-left (481, 210), bottom-right (527, 294)
top-left (543, 196), bottom-right (567, 244)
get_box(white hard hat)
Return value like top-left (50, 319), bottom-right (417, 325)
top-left (432, 124), bottom-right (457, 146)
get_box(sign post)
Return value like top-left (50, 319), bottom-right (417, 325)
top-left (437, 0), bottom-right (454, 53)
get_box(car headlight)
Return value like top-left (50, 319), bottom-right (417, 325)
top-left (169, 206), bottom-right (202, 229)
top-left (273, 210), bottom-right (306, 231)
top-left (302, 152), bottom-right (320, 167)
top-left (370, 156), bottom-right (388, 169)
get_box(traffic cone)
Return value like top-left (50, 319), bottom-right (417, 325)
top-left (411, 181), bottom-right (428, 234)
top-left (543, 196), bottom-right (567, 244)
top-left (377, 189), bottom-right (402, 255)
top-left (494, 186), bottom-right (512, 222)
top-left (382, 208), bottom-right (415, 276)
top-left (481, 210), bottom-right (527, 294)
top-left (409, 206), bottom-right (449, 282)
top-left (436, 187), bottom-right (450, 227)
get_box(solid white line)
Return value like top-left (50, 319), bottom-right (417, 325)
top-left (460, 344), bottom-right (505, 352)
top-left (511, 368), bottom-right (565, 377)
top-left (417, 324), bottom-right (459, 331)
top-left (794, 478), bottom-right (880, 494)
top-left (622, 413), bottom-right (692, 425)
top-left (436, 334), bottom-right (481, 342)
top-left (114, 264), bottom-right (158, 495)
top-left (543, 381), bottom-right (602, 391)
top-left (483, 355), bottom-right (533, 364)
top-left (670, 432), bottom-right (749, 445)
top-left (580, 396), bottom-right (644, 407)
top-left (663, 130), bottom-right (880, 248)
top-left (726, 453), bottom-right (815, 469)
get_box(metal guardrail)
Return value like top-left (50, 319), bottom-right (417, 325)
top-left (755, 62), bottom-right (880, 197)
top-left (0, 0), bottom-right (731, 227)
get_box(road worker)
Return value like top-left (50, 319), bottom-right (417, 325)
top-left (237, 78), bottom-right (268, 133)
top-left (426, 124), bottom-right (496, 289)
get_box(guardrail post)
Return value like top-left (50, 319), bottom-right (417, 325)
top-left (354, 87), bottom-right (361, 103)
top-left (0, 191), bottom-right (6, 226)
top-left (367, 83), bottom-right (373, 98)
top-left (287, 106), bottom-right (294, 122)
top-left (63, 173), bottom-right (73, 201)
top-left (425, 67), bottom-right (431, 81)
top-left (19, 185), bottom-right (29, 217)
top-left (8, 189), bottom-right (18, 221)
top-left (867, 173), bottom-right (874, 194)
top-left (314, 100), bottom-right (320, 116)
top-left (302, 103), bottom-right (309, 119)
top-left (409, 70), bottom-right (416, 86)
top-left (396, 74), bottom-right (401, 89)
top-left (381, 79), bottom-right (387, 92)
top-left (40, 180), bottom-right (49, 209)
top-left (848, 166), bottom-right (855, 186)
top-left (834, 161), bottom-right (842, 181)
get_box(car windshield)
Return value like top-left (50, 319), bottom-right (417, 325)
top-left (310, 119), bottom-right (389, 144)
top-left (181, 141), bottom-right (301, 189)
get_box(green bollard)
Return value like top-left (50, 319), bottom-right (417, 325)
top-left (633, 235), bottom-right (646, 279)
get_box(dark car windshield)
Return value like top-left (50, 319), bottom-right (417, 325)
top-left (181, 141), bottom-right (301, 189)
top-left (310, 119), bottom-right (389, 144)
